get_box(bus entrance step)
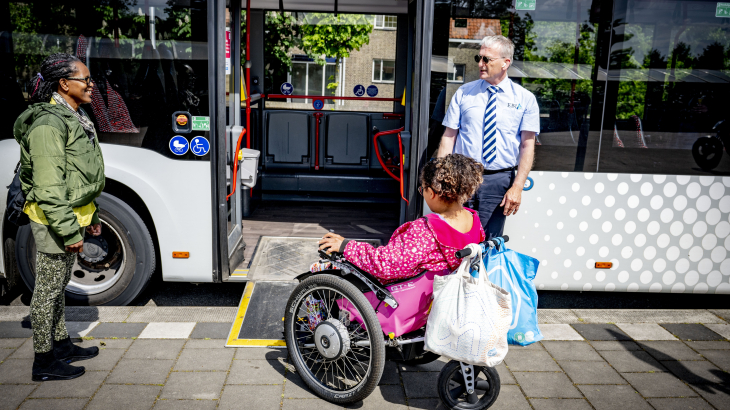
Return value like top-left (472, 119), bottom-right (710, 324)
top-left (226, 281), bottom-right (297, 347)
top-left (247, 236), bottom-right (381, 282)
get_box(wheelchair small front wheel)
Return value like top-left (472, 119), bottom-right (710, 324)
top-left (437, 360), bottom-right (500, 409)
top-left (284, 275), bottom-right (385, 404)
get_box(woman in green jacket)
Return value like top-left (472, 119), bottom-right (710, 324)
top-left (13, 53), bottom-right (105, 381)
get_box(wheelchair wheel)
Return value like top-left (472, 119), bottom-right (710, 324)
top-left (284, 274), bottom-right (385, 404)
top-left (437, 360), bottom-right (500, 409)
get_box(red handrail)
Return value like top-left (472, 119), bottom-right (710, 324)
top-left (373, 126), bottom-right (408, 204)
top-left (227, 127), bottom-right (247, 201)
top-left (265, 94), bottom-right (401, 102)
top-left (313, 112), bottom-right (324, 170)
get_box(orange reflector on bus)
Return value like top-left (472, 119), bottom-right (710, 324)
top-left (173, 252), bottom-right (189, 259)
top-left (595, 262), bottom-right (612, 269)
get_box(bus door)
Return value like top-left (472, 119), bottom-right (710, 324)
top-left (245, 3), bottom-right (413, 223)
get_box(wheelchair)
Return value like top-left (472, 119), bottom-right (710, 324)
top-left (283, 237), bottom-right (509, 408)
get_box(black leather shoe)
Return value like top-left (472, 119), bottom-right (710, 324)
top-left (53, 337), bottom-right (99, 363)
top-left (32, 351), bottom-right (85, 381)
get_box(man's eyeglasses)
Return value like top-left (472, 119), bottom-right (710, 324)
top-left (474, 55), bottom-right (504, 64)
top-left (66, 76), bottom-right (93, 86)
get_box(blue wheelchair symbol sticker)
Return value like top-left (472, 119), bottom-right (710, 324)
top-left (190, 136), bottom-right (210, 156)
top-left (280, 82), bottom-right (293, 95)
top-left (169, 136), bottom-right (189, 155)
top-left (366, 85), bottom-right (378, 97)
top-left (353, 85), bottom-right (365, 97)
top-left (523, 176), bottom-right (534, 191)
top-left (312, 99), bottom-right (324, 110)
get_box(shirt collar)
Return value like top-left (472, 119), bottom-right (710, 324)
top-left (481, 77), bottom-right (512, 95)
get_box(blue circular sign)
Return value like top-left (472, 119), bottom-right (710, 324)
top-left (366, 85), bottom-right (379, 97)
top-left (523, 176), bottom-right (534, 191)
top-left (312, 99), bottom-right (324, 110)
top-left (280, 82), bottom-right (293, 95)
top-left (353, 85), bottom-right (365, 97)
top-left (169, 136), bottom-right (189, 155)
top-left (190, 136), bottom-right (210, 156)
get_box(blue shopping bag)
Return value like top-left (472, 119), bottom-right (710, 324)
top-left (484, 237), bottom-right (543, 346)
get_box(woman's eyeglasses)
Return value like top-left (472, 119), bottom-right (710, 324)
top-left (66, 76), bottom-right (93, 86)
top-left (474, 55), bottom-right (504, 64)
top-left (418, 186), bottom-right (426, 195)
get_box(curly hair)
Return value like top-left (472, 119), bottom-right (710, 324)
top-left (30, 53), bottom-right (82, 103)
top-left (419, 154), bottom-right (484, 204)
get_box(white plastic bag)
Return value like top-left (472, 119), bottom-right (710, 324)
top-left (424, 243), bottom-right (512, 367)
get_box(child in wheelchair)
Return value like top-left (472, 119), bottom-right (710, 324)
top-left (284, 154), bottom-right (502, 409)
top-left (317, 153), bottom-right (485, 284)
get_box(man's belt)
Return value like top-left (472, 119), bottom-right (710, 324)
top-left (483, 166), bottom-right (517, 175)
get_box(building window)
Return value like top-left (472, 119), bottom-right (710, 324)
top-left (372, 59), bottom-right (396, 83)
top-left (288, 57), bottom-right (340, 103)
top-left (374, 15), bottom-right (397, 29)
top-left (447, 64), bottom-right (465, 83)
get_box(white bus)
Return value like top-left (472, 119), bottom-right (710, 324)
top-left (1, 0), bottom-right (728, 305)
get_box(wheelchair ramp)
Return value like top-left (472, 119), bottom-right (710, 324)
top-left (227, 236), bottom-right (381, 347)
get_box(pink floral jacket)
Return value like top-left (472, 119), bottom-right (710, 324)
top-left (343, 209), bottom-right (485, 284)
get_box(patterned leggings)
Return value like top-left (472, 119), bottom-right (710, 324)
top-left (30, 252), bottom-right (75, 353)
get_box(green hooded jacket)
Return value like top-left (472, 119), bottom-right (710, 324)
top-left (13, 102), bottom-right (105, 246)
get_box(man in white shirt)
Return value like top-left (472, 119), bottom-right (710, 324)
top-left (437, 35), bottom-right (539, 239)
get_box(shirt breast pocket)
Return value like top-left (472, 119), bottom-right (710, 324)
top-left (498, 107), bottom-right (523, 137)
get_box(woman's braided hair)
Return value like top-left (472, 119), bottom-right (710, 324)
top-left (420, 154), bottom-right (484, 204)
top-left (30, 53), bottom-right (82, 103)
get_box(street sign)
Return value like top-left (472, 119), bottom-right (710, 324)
top-left (169, 136), bottom-right (189, 155)
top-left (516, 0), bottom-right (536, 10)
top-left (192, 116), bottom-right (210, 131)
top-left (313, 99), bottom-right (324, 110)
top-left (717, 3), bottom-right (730, 17)
top-left (366, 85), bottom-right (379, 97)
top-left (353, 85), bottom-right (365, 97)
top-left (190, 136), bottom-right (210, 156)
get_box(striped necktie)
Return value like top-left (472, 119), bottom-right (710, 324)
top-left (483, 85), bottom-right (500, 163)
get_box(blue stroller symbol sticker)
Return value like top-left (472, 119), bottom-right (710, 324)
top-left (280, 82), bottom-right (293, 95)
top-left (190, 136), bottom-right (210, 156)
top-left (366, 85), bottom-right (378, 97)
top-left (169, 136), bottom-right (189, 155)
top-left (353, 85), bottom-right (365, 97)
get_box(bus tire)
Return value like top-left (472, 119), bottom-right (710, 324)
top-left (15, 192), bottom-right (156, 306)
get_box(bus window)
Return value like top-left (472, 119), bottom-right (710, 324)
top-left (264, 12), bottom-right (398, 112)
top-left (1, 0), bottom-right (210, 160)
top-left (426, 0), bottom-right (608, 169)
top-left (598, 0), bottom-right (730, 175)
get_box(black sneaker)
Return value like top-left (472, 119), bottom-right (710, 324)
top-left (32, 351), bottom-right (85, 381)
top-left (53, 338), bottom-right (99, 363)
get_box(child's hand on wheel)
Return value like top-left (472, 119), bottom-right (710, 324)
top-left (318, 232), bottom-right (345, 253)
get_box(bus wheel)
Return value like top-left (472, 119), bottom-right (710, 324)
top-left (15, 192), bottom-right (156, 306)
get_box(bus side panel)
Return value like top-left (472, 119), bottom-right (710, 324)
top-left (505, 172), bottom-right (730, 294)
top-left (0, 140), bottom-right (20, 278)
top-left (101, 144), bottom-right (213, 283)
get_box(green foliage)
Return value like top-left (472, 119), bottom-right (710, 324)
top-left (264, 12), bottom-right (299, 91)
top-left (298, 13), bottom-right (373, 65)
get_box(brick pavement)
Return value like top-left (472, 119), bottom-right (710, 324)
top-left (0, 313), bottom-right (728, 409)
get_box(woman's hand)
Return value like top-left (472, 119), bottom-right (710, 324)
top-left (65, 240), bottom-right (84, 253)
top-left (318, 233), bottom-right (345, 254)
top-left (86, 223), bottom-right (102, 236)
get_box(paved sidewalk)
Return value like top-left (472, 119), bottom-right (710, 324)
top-left (0, 309), bottom-right (728, 410)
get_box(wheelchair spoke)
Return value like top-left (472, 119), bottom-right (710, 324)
top-left (475, 380), bottom-right (490, 391)
top-left (449, 385), bottom-right (465, 400)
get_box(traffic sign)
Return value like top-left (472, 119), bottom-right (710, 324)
top-left (717, 3), bottom-right (730, 17)
top-left (313, 99), bottom-right (324, 110)
top-left (190, 136), bottom-right (210, 156)
top-left (169, 136), bottom-right (189, 155)
top-left (281, 82), bottom-right (293, 95)
top-left (516, 0), bottom-right (536, 10)
top-left (192, 116), bottom-right (210, 131)
top-left (353, 85), bottom-right (365, 97)
top-left (366, 85), bottom-right (378, 97)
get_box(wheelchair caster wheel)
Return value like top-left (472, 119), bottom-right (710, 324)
top-left (437, 360), bottom-right (500, 409)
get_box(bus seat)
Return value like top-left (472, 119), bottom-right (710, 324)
top-left (265, 111), bottom-right (310, 169)
top-left (324, 113), bottom-right (369, 170)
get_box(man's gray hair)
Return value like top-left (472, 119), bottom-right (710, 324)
top-left (480, 35), bottom-right (515, 61)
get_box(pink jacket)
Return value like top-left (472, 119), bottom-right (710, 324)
top-left (343, 209), bottom-right (485, 284)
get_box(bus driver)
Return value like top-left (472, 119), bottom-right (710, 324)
top-left (437, 35), bottom-right (539, 239)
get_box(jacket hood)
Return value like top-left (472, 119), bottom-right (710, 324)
top-left (13, 103), bottom-right (71, 144)
top-left (424, 208), bottom-right (484, 250)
